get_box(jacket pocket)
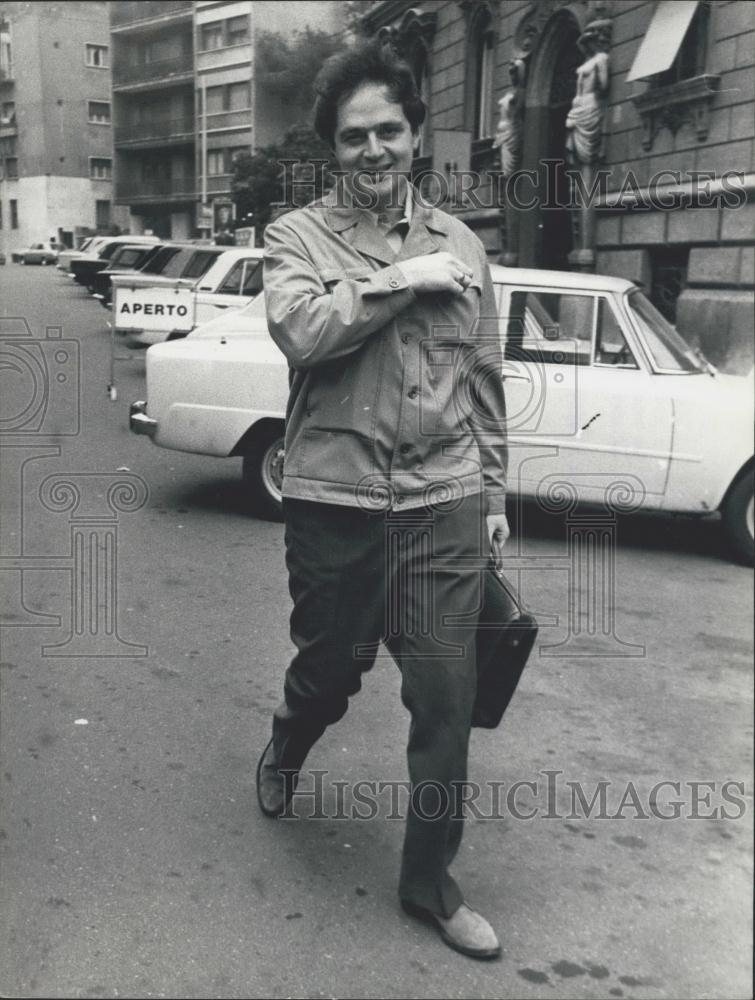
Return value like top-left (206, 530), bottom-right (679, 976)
top-left (298, 428), bottom-right (375, 485)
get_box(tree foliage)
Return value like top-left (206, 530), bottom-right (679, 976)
top-left (255, 27), bottom-right (339, 112)
top-left (231, 124), bottom-right (337, 237)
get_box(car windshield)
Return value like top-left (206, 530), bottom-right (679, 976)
top-left (627, 290), bottom-right (706, 373)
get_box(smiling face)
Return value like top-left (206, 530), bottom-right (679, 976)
top-left (333, 81), bottom-right (418, 212)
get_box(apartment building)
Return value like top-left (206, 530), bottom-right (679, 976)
top-left (110, 0), bottom-right (342, 240)
top-left (361, 0), bottom-right (754, 372)
top-left (0, 0), bottom-right (127, 256)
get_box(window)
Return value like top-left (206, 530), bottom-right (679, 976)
top-left (466, 7), bottom-right (495, 141)
top-left (217, 259), bottom-right (263, 295)
top-left (627, 1), bottom-right (707, 84)
top-left (182, 249), bottom-right (222, 279)
top-left (505, 291), bottom-right (594, 365)
top-left (90, 157), bottom-right (112, 180)
top-left (205, 86), bottom-right (225, 115)
top-left (5, 156), bottom-right (17, 178)
top-left (226, 15), bottom-right (250, 46)
top-left (0, 202), bottom-right (3, 228)
top-left (595, 298), bottom-right (637, 368)
top-left (657, 3), bottom-right (708, 86)
top-left (10, 198), bottom-right (18, 229)
top-left (86, 44), bottom-right (109, 68)
top-left (205, 82), bottom-right (250, 114)
top-left (650, 247), bottom-right (690, 324)
top-left (1, 19), bottom-right (12, 79)
top-left (95, 199), bottom-right (111, 229)
top-left (88, 100), bottom-right (111, 124)
top-left (227, 81), bottom-right (250, 110)
top-left (1, 100), bottom-right (14, 123)
top-left (474, 30), bottom-right (494, 139)
top-left (207, 150), bottom-right (225, 176)
top-left (200, 21), bottom-right (224, 51)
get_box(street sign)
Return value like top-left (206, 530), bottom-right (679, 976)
top-left (196, 203), bottom-right (213, 229)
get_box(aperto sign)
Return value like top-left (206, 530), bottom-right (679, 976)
top-left (114, 285), bottom-right (196, 333)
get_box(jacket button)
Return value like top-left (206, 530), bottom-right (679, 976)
top-left (389, 277), bottom-right (400, 288)
top-left (408, 386), bottom-right (418, 399)
top-left (401, 334), bottom-right (410, 344)
top-left (400, 443), bottom-right (411, 454)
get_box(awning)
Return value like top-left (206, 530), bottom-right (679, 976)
top-left (627, 0), bottom-right (699, 82)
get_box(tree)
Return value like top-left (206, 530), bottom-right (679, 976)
top-left (255, 27), bottom-right (340, 117)
top-left (231, 124), bottom-right (336, 238)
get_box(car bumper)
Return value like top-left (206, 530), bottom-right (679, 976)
top-left (129, 401), bottom-right (157, 438)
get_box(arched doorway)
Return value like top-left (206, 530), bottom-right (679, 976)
top-left (518, 10), bottom-right (582, 270)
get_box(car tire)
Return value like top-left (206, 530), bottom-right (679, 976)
top-left (242, 426), bottom-right (285, 522)
top-left (721, 468), bottom-right (754, 566)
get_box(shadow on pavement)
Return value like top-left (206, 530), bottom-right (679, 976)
top-left (175, 473), bottom-right (733, 567)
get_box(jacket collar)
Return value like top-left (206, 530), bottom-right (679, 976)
top-left (323, 182), bottom-right (451, 264)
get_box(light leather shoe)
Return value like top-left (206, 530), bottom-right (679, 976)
top-left (255, 737), bottom-right (299, 818)
top-left (401, 900), bottom-right (501, 960)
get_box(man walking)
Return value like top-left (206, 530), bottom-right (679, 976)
top-left (257, 38), bottom-right (509, 960)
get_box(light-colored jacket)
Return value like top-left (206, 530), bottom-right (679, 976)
top-left (263, 186), bottom-right (508, 514)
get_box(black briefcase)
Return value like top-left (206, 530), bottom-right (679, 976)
top-left (472, 561), bottom-right (538, 729)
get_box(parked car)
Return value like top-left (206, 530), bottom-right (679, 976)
top-left (57, 234), bottom-right (158, 273)
top-left (56, 237), bottom-right (98, 271)
top-left (21, 241), bottom-right (64, 265)
top-left (90, 243), bottom-right (168, 304)
top-left (130, 266), bottom-right (754, 564)
top-left (71, 239), bottom-right (160, 291)
top-left (112, 247), bottom-right (264, 347)
top-left (97, 242), bottom-right (228, 311)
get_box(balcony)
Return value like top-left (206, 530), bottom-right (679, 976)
top-left (111, 1), bottom-right (193, 29)
top-left (203, 174), bottom-right (232, 196)
top-left (112, 53), bottom-right (193, 89)
top-left (115, 177), bottom-right (196, 205)
top-left (114, 116), bottom-right (194, 146)
top-left (0, 115), bottom-right (17, 139)
top-left (204, 109), bottom-right (252, 133)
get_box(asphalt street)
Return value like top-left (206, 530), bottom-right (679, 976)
top-left (0, 264), bottom-right (752, 999)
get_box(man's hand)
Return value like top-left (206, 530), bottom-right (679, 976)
top-left (486, 512), bottom-right (510, 572)
top-left (396, 252), bottom-right (474, 296)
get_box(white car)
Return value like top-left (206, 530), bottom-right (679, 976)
top-left (112, 247), bottom-right (264, 347)
top-left (130, 266), bottom-right (754, 564)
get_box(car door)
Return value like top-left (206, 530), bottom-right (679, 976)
top-left (193, 257), bottom-right (264, 325)
top-left (498, 285), bottom-right (673, 505)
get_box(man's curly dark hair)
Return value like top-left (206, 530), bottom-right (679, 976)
top-left (313, 38), bottom-right (426, 148)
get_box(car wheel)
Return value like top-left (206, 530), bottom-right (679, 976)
top-left (242, 426), bottom-right (285, 522)
top-left (721, 468), bottom-right (754, 566)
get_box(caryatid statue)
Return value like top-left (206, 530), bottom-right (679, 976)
top-left (565, 19), bottom-right (611, 165)
top-left (494, 58), bottom-right (526, 176)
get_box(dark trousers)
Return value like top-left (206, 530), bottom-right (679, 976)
top-left (272, 494), bottom-right (485, 918)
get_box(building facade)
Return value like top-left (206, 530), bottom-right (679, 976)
top-left (362, 0), bottom-right (754, 373)
top-left (110, 0), bottom-right (342, 241)
top-left (0, 0), bottom-right (127, 255)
